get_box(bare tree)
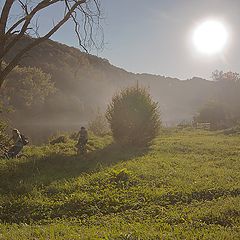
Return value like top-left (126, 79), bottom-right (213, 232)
top-left (0, 0), bottom-right (102, 89)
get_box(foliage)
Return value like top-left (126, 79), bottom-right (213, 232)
top-left (0, 120), bottom-right (9, 148)
top-left (195, 101), bottom-right (228, 129)
top-left (194, 70), bottom-right (240, 130)
top-left (0, 101), bottom-right (10, 148)
top-left (106, 86), bottom-right (161, 146)
top-left (212, 70), bottom-right (240, 123)
top-left (110, 168), bottom-right (131, 184)
top-left (0, 130), bottom-right (240, 239)
top-left (212, 70), bottom-right (240, 82)
top-left (88, 111), bottom-right (109, 136)
top-left (50, 135), bottom-right (69, 145)
top-left (1, 66), bottom-right (56, 110)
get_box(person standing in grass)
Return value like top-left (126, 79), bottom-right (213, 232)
top-left (76, 127), bottom-right (88, 154)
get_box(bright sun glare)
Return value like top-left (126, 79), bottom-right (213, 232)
top-left (193, 20), bottom-right (228, 55)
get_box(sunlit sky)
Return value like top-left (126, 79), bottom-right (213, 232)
top-left (2, 0), bottom-right (240, 80)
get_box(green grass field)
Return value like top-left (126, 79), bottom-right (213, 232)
top-left (0, 129), bottom-right (239, 239)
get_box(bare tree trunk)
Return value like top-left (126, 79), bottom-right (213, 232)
top-left (0, 0), bottom-right (15, 89)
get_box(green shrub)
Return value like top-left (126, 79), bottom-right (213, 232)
top-left (49, 135), bottom-right (68, 145)
top-left (195, 101), bottom-right (228, 130)
top-left (110, 169), bottom-right (131, 183)
top-left (88, 112), bottom-right (109, 136)
top-left (0, 102), bottom-right (11, 148)
top-left (0, 120), bottom-right (10, 148)
top-left (106, 86), bottom-right (161, 146)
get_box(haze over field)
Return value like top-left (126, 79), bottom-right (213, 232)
top-left (1, 1), bottom-right (240, 239)
top-left (2, 37), bottom-right (216, 141)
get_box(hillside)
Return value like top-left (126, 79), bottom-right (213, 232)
top-left (4, 37), bottom-right (216, 141)
top-left (0, 130), bottom-right (239, 239)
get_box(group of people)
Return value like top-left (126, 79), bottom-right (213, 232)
top-left (6, 126), bottom-right (88, 158)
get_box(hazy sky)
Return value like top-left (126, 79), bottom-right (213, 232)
top-left (2, 0), bottom-right (240, 80)
top-left (96, 0), bottom-right (240, 80)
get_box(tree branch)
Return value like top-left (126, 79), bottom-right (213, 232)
top-left (1, 0), bottom-right (60, 60)
top-left (0, 0), bottom-right (86, 88)
top-left (0, 0), bottom-right (102, 89)
top-left (0, 0), bottom-right (14, 34)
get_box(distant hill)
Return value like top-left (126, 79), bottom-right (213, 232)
top-left (4, 37), bottom-right (215, 141)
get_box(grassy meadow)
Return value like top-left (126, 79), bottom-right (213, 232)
top-left (0, 129), bottom-right (239, 239)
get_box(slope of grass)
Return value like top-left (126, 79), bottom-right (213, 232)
top-left (0, 130), bottom-right (240, 239)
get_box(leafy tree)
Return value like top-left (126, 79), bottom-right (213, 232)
top-left (106, 86), bottom-right (161, 146)
top-left (1, 65), bottom-right (56, 109)
top-left (0, 0), bottom-right (102, 88)
top-left (212, 70), bottom-right (240, 82)
top-left (212, 70), bottom-right (240, 122)
top-left (195, 101), bottom-right (228, 129)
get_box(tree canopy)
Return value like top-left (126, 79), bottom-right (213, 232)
top-left (1, 65), bottom-right (56, 110)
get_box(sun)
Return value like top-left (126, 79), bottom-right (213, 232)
top-left (193, 20), bottom-right (228, 55)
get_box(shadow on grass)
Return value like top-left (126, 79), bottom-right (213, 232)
top-left (0, 143), bottom-right (148, 195)
top-left (1, 144), bottom-right (240, 225)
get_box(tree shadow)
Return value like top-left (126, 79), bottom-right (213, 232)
top-left (0, 143), bottom-right (148, 195)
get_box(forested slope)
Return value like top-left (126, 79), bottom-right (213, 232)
top-left (3, 37), bottom-right (216, 141)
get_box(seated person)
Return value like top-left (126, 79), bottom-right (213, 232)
top-left (8, 129), bottom-right (24, 158)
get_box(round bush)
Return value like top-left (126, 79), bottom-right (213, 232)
top-left (106, 86), bottom-right (161, 146)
